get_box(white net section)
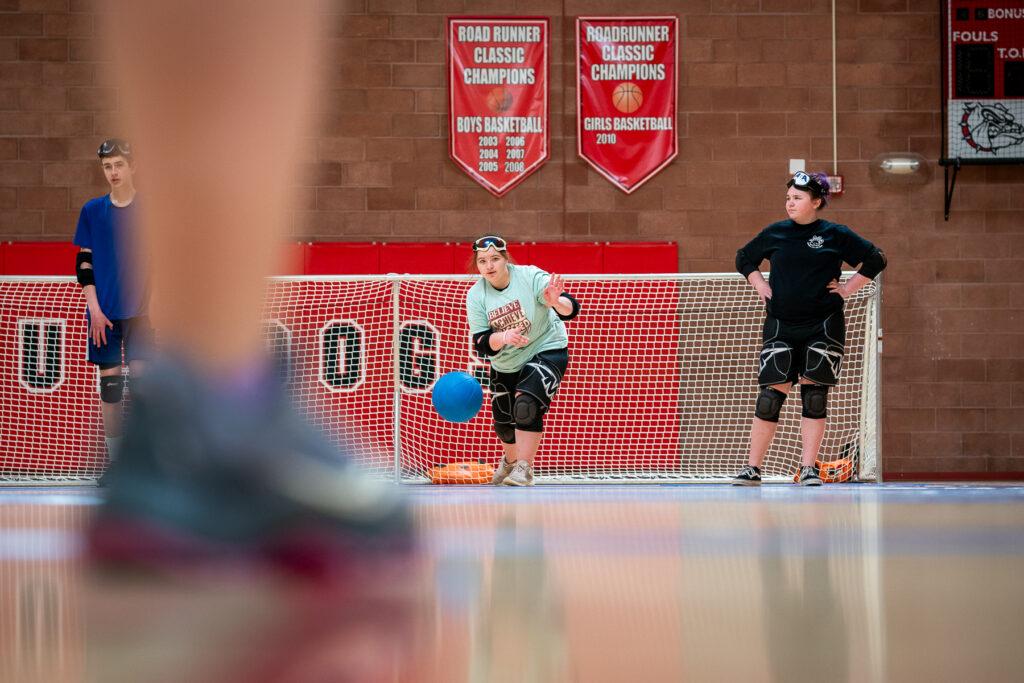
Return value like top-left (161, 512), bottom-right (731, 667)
top-left (0, 274), bottom-right (879, 484)
top-left (263, 279), bottom-right (397, 478)
top-left (397, 274), bottom-right (878, 482)
top-left (677, 275), bottom-right (877, 481)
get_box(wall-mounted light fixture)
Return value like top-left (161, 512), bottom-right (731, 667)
top-left (869, 152), bottom-right (930, 186)
top-left (879, 157), bottom-right (920, 174)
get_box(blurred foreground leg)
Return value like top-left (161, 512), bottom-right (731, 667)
top-left (89, 0), bottom-right (411, 577)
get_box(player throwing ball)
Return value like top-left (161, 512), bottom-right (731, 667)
top-left (732, 172), bottom-right (886, 486)
top-left (466, 236), bottom-right (580, 486)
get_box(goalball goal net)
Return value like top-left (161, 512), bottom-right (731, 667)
top-left (0, 274), bottom-right (879, 484)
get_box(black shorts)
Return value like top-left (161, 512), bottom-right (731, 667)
top-left (489, 348), bottom-right (569, 432)
top-left (88, 316), bottom-right (154, 368)
top-left (758, 312), bottom-right (845, 386)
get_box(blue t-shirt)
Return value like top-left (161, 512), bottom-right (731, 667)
top-left (72, 195), bottom-right (147, 320)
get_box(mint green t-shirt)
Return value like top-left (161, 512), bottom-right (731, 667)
top-left (466, 264), bottom-right (569, 373)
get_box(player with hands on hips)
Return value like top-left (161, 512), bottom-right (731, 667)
top-left (732, 171), bottom-right (886, 486)
top-left (465, 236), bottom-right (580, 487)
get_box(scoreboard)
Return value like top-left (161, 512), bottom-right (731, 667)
top-left (943, 0), bottom-right (1024, 162)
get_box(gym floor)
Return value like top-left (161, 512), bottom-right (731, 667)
top-left (2, 483), bottom-right (1023, 682)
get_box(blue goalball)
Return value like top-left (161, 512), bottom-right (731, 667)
top-left (432, 371), bottom-right (483, 423)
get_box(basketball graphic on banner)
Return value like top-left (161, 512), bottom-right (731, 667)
top-left (612, 82), bottom-right (643, 113)
top-left (486, 86), bottom-right (514, 113)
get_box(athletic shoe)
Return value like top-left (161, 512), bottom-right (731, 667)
top-left (87, 355), bottom-right (412, 579)
top-left (731, 464), bottom-right (762, 486)
top-left (797, 465), bottom-right (823, 486)
top-left (95, 437), bottom-right (123, 488)
top-left (504, 460), bottom-right (534, 487)
top-left (491, 455), bottom-right (515, 485)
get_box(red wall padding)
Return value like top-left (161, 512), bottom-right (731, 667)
top-left (1, 242), bottom-right (80, 275)
top-left (525, 242), bottom-right (604, 274)
top-left (305, 242), bottom-right (380, 275)
top-left (381, 242), bottom-right (458, 274)
top-left (603, 241), bottom-right (677, 273)
top-left (2, 241), bottom-right (678, 275)
top-left (274, 242), bottom-right (306, 276)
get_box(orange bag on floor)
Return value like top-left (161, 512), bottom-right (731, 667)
top-left (429, 461), bottom-right (494, 485)
top-left (792, 456), bottom-right (855, 483)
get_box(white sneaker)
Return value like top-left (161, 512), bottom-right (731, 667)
top-left (491, 456), bottom-right (515, 485)
top-left (504, 460), bottom-right (534, 487)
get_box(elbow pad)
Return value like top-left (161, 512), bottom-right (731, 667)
top-left (473, 330), bottom-right (496, 358)
top-left (557, 292), bottom-right (580, 321)
top-left (735, 249), bottom-right (757, 278)
top-left (858, 248), bottom-right (887, 279)
top-left (75, 251), bottom-right (95, 287)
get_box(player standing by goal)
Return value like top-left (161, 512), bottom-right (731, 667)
top-left (732, 172), bottom-right (886, 486)
top-left (466, 236), bottom-right (580, 487)
top-left (73, 138), bottom-right (152, 465)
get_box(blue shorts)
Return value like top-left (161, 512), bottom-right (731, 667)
top-left (88, 316), bottom-right (154, 368)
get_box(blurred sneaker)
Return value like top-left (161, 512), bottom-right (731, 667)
top-left (797, 465), bottom-right (822, 486)
top-left (95, 436), bottom-right (123, 488)
top-left (731, 464), bottom-right (762, 486)
top-left (88, 355), bottom-right (412, 579)
top-left (491, 455), bottom-right (515, 485)
top-left (504, 460), bottom-right (533, 487)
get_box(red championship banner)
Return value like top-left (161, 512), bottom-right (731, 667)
top-left (577, 17), bottom-right (678, 193)
top-left (448, 17), bottom-right (549, 196)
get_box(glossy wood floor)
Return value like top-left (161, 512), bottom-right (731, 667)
top-left (2, 484), bottom-right (1023, 683)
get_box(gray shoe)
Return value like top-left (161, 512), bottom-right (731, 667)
top-left (504, 460), bottom-right (534, 487)
top-left (88, 354), bottom-right (412, 576)
top-left (731, 464), bottom-right (761, 486)
top-left (491, 456), bottom-right (515, 485)
top-left (797, 465), bottom-right (823, 486)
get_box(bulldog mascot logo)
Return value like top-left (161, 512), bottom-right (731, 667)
top-left (959, 102), bottom-right (1024, 154)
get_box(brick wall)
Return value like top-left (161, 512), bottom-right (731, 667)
top-left (1, 0), bottom-right (1022, 477)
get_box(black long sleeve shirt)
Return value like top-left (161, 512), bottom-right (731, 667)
top-left (736, 219), bottom-right (878, 324)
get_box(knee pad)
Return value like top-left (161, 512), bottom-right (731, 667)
top-left (513, 393), bottom-right (544, 432)
top-left (99, 375), bottom-right (124, 404)
top-left (494, 421), bottom-right (516, 444)
top-left (754, 387), bottom-right (787, 422)
top-left (801, 383), bottom-right (829, 419)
